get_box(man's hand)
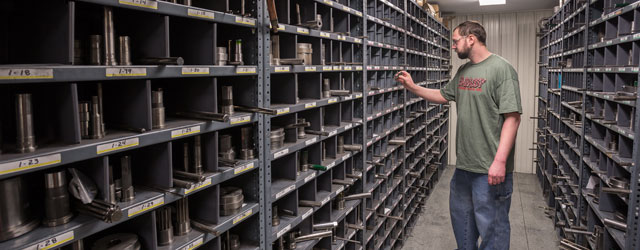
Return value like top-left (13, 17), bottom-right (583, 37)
top-left (488, 159), bottom-right (506, 185)
top-left (394, 71), bottom-right (415, 89)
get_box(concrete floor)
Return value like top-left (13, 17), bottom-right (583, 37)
top-left (404, 165), bottom-right (558, 250)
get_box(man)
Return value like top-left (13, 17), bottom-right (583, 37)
top-left (395, 21), bottom-right (522, 250)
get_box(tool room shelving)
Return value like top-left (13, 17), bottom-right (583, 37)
top-left (0, 0), bottom-right (449, 249)
top-left (536, 0), bottom-right (640, 249)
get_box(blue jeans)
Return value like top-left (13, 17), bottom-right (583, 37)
top-left (449, 168), bottom-right (513, 250)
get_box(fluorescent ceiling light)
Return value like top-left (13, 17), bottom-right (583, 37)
top-left (479, 0), bottom-right (506, 6)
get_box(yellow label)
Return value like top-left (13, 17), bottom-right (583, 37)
top-left (233, 209), bottom-right (253, 224)
top-left (119, 0), bottom-right (158, 9)
top-left (0, 154), bottom-right (61, 176)
top-left (187, 9), bottom-right (214, 19)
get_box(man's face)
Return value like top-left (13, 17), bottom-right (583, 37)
top-left (451, 29), bottom-right (470, 59)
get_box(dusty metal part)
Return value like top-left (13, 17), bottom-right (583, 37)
top-left (297, 43), bottom-right (313, 65)
top-left (15, 93), bottom-right (36, 153)
top-left (0, 176), bottom-right (39, 241)
top-left (152, 89), bottom-right (166, 129)
top-left (337, 136), bottom-right (345, 154)
top-left (156, 206), bottom-right (174, 246)
top-left (323, 78), bottom-right (331, 98)
top-left (174, 197), bottom-right (191, 236)
top-left (173, 179), bottom-right (195, 189)
top-left (220, 187), bottom-right (244, 216)
top-left (220, 134), bottom-right (236, 161)
top-left (221, 86), bottom-right (234, 115)
top-left (120, 156), bottom-right (135, 202)
top-left (103, 7), bottom-right (117, 66)
top-left (272, 205), bottom-right (280, 226)
top-left (270, 128), bottom-right (285, 150)
top-left (118, 36), bottom-right (132, 66)
top-left (240, 127), bottom-right (255, 160)
top-left (90, 35), bottom-right (102, 65)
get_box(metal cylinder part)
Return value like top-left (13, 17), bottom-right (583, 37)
top-left (139, 57), bottom-right (185, 65)
top-left (0, 176), bottom-right (39, 241)
top-left (174, 197), bottom-right (191, 236)
top-left (43, 170), bottom-right (73, 227)
top-left (92, 233), bottom-right (141, 250)
top-left (192, 136), bottom-right (203, 174)
top-left (323, 78), bottom-right (331, 98)
top-left (300, 150), bottom-right (309, 172)
top-left (173, 170), bottom-right (205, 182)
top-left (120, 156), bottom-right (135, 202)
top-left (240, 127), bottom-right (255, 160)
top-left (286, 230), bottom-right (299, 249)
top-left (220, 187), bottom-right (244, 216)
top-left (609, 177), bottom-right (629, 189)
top-left (152, 89), bottom-right (165, 129)
top-left (221, 86), bottom-right (234, 115)
top-left (297, 118), bottom-right (307, 139)
top-left (343, 144), bottom-right (362, 151)
top-left (103, 7), bottom-right (117, 66)
top-left (297, 43), bottom-right (313, 65)
top-left (321, 142), bottom-right (326, 162)
top-left (228, 234), bottom-right (240, 250)
top-left (344, 193), bottom-right (372, 200)
top-left (156, 206), bottom-right (174, 246)
top-left (272, 205), bottom-right (280, 226)
top-left (183, 142), bottom-right (190, 172)
top-left (118, 36), bottom-right (131, 66)
top-left (108, 165), bottom-right (117, 204)
top-left (335, 192), bottom-right (345, 210)
top-left (91, 96), bottom-right (104, 139)
top-left (604, 218), bottom-right (627, 231)
top-left (313, 222), bottom-right (338, 230)
top-left (271, 35), bottom-right (280, 65)
top-left (90, 35), bottom-right (102, 65)
top-left (74, 40), bottom-right (84, 65)
top-left (270, 128), bottom-right (285, 150)
top-left (294, 230), bottom-right (333, 242)
top-left (337, 136), bottom-right (345, 154)
top-left (181, 0), bottom-right (192, 6)
top-left (219, 134), bottom-right (236, 161)
top-left (79, 102), bottom-right (91, 138)
top-left (321, 43), bottom-right (326, 65)
top-left (217, 47), bottom-right (228, 66)
top-left (234, 39), bottom-right (244, 65)
top-left (15, 93), bottom-right (36, 153)
top-left (173, 179), bottom-right (194, 189)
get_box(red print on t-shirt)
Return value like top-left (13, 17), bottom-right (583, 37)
top-left (457, 77), bottom-right (486, 92)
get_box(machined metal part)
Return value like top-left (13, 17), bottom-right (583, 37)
top-left (330, 90), bottom-right (351, 96)
top-left (221, 86), bottom-right (234, 115)
top-left (220, 187), bottom-right (244, 216)
top-left (173, 111), bottom-right (230, 122)
top-left (118, 36), bottom-right (132, 66)
top-left (300, 150), bottom-right (309, 172)
top-left (108, 165), bottom-right (117, 204)
top-left (285, 230), bottom-right (299, 249)
top-left (302, 14), bottom-right (323, 29)
top-left (347, 223), bottom-right (365, 230)
top-left (103, 7), bottom-right (117, 66)
top-left (219, 134), bottom-right (236, 161)
top-left (139, 57), bottom-right (184, 65)
top-left (173, 170), bottom-right (206, 182)
top-left (43, 170), bottom-right (73, 227)
top-left (601, 187), bottom-right (631, 194)
top-left (321, 142), bottom-right (326, 161)
top-left (181, 0), bottom-right (192, 6)
top-left (174, 197), bottom-right (191, 236)
top-left (279, 58), bottom-right (305, 65)
top-left (296, 118), bottom-right (308, 139)
top-left (297, 43), bottom-right (313, 65)
top-left (295, 3), bottom-right (302, 25)
top-left (389, 139), bottom-right (406, 145)
top-left (299, 199), bottom-right (322, 207)
top-left (74, 199), bottom-right (122, 223)
top-left (344, 193), bottom-right (372, 200)
top-left (337, 136), bottom-right (344, 154)
top-left (234, 105), bottom-right (278, 115)
top-left (240, 127), bottom-right (255, 160)
top-left (304, 129), bottom-right (330, 136)
top-left (272, 205), bottom-right (280, 226)
top-left (92, 233), bottom-right (141, 250)
top-left (173, 179), bottom-right (195, 189)
top-left (313, 222), bottom-right (338, 230)
top-left (156, 206), bottom-right (174, 246)
top-left (323, 78), bottom-right (331, 98)
top-left (79, 102), bottom-right (90, 138)
top-left (321, 43), bottom-right (326, 65)
top-left (604, 218), bottom-right (627, 231)
top-left (227, 39), bottom-right (244, 65)
top-left (0, 176), bottom-right (39, 241)
top-left (15, 93), bottom-right (36, 153)
top-left (270, 128), bottom-right (285, 150)
top-left (152, 89), bottom-right (166, 129)
top-left (120, 156), bottom-right (135, 202)
top-left (609, 176), bottom-right (629, 189)
top-left (191, 220), bottom-right (220, 236)
top-left (271, 35), bottom-right (280, 65)
top-left (90, 35), bottom-right (102, 65)
top-left (334, 192), bottom-right (345, 210)
top-left (91, 96), bottom-right (104, 139)
top-left (332, 179), bottom-right (354, 186)
top-left (217, 47), bottom-right (228, 66)
top-left (183, 142), bottom-right (190, 172)
top-left (73, 39), bottom-right (83, 64)
top-left (335, 237), bottom-right (361, 244)
top-left (294, 230), bottom-right (333, 242)
top-left (343, 144), bottom-right (362, 151)
top-left (377, 213), bottom-right (404, 221)
top-left (192, 135), bottom-right (203, 174)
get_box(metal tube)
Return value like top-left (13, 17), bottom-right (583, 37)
top-left (118, 36), bottom-right (131, 66)
top-left (343, 144), bottom-right (362, 151)
top-left (173, 111), bottom-right (230, 122)
top-left (120, 156), bottom-right (135, 202)
top-left (323, 78), bottom-right (331, 98)
top-left (234, 39), bottom-right (244, 65)
top-left (299, 200), bottom-right (322, 207)
top-left (312, 222), bottom-right (338, 230)
top-left (344, 193), bottom-right (372, 200)
top-left (152, 89), bottom-right (165, 129)
top-left (173, 170), bottom-right (205, 182)
top-left (337, 136), bottom-right (344, 154)
top-left (43, 170), bottom-right (73, 227)
top-left (79, 102), bottom-right (90, 138)
top-left (240, 127), bottom-right (255, 160)
top-left (139, 57), bottom-right (184, 65)
top-left (174, 197), bottom-right (191, 236)
top-left (192, 135), bottom-right (203, 174)
top-left (604, 218), bottom-right (627, 231)
top-left (294, 231), bottom-right (333, 242)
top-left (90, 35), bottom-right (102, 65)
top-left (15, 93), bottom-right (36, 153)
top-left (221, 86), bottom-right (234, 115)
top-left (103, 7), bottom-right (117, 66)
top-left (156, 206), bottom-right (174, 246)
top-left (173, 179), bottom-right (194, 189)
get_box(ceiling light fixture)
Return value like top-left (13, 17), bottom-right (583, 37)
top-left (479, 0), bottom-right (506, 6)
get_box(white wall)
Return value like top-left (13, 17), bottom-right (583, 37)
top-left (445, 10), bottom-right (553, 173)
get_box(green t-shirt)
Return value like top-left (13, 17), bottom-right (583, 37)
top-left (440, 54), bottom-right (522, 174)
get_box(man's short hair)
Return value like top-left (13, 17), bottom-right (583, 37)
top-left (454, 21), bottom-right (487, 45)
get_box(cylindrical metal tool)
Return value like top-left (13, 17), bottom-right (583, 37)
top-left (0, 176), bottom-right (39, 241)
top-left (271, 35), bottom-right (280, 65)
top-left (322, 142), bottom-right (326, 161)
top-left (299, 200), bottom-right (322, 207)
top-left (334, 192), bottom-right (345, 210)
top-left (192, 136), bottom-right (203, 174)
top-left (323, 78), bottom-right (331, 98)
top-left (297, 43), bottom-right (313, 65)
top-left (272, 205), bottom-right (280, 226)
top-left (240, 127), bottom-right (255, 160)
top-left (604, 218), bottom-right (627, 231)
top-left (173, 170), bottom-right (205, 182)
top-left (43, 170), bottom-right (73, 227)
top-left (118, 36), bottom-right (132, 66)
top-left (156, 206), bottom-right (174, 246)
top-left (91, 96), bottom-right (104, 139)
top-left (103, 7), bottom-right (117, 66)
top-left (344, 193), bottom-right (372, 200)
top-left (139, 57), bottom-right (185, 65)
top-left (79, 102), bottom-right (91, 138)
top-left (92, 233), bottom-right (141, 250)
top-left (270, 128), bottom-right (285, 150)
top-left (294, 230), bottom-right (333, 242)
top-left (300, 150), bottom-right (309, 172)
top-left (234, 39), bottom-right (244, 65)
top-left (337, 136), bottom-right (345, 154)
top-left (221, 86), bottom-right (234, 115)
top-left (286, 230), bottom-right (299, 249)
top-left (217, 47), bottom-right (228, 66)
top-left (343, 144), bottom-right (362, 151)
top-left (174, 197), bottom-right (191, 236)
top-left (173, 179), bottom-right (194, 189)
top-left (219, 134), bottom-right (236, 161)
top-left (120, 156), bottom-right (135, 202)
top-left (220, 187), bottom-right (244, 216)
top-left (74, 199), bottom-right (122, 223)
top-left (152, 89), bottom-right (166, 129)
top-left (297, 118), bottom-right (307, 139)
top-left (90, 35), bottom-right (102, 65)
top-left (108, 165), bottom-right (117, 204)
top-left (321, 43), bottom-right (326, 65)
top-left (313, 222), bottom-right (338, 230)
top-left (15, 93), bottom-right (36, 153)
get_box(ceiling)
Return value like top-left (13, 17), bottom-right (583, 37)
top-left (431, 0), bottom-right (557, 15)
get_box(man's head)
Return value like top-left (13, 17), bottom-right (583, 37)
top-left (452, 21), bottom-right (487, 59)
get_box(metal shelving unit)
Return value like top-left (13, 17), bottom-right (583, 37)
top-left (536, 0), bottom-right (640, 249)
top-left (0, 0), bottom-right (448, 249)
